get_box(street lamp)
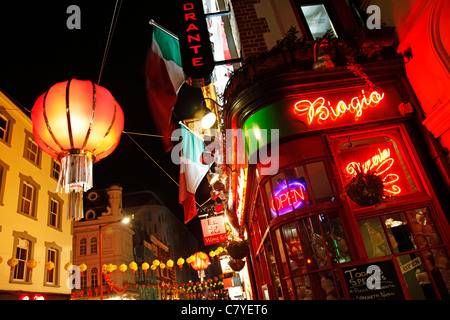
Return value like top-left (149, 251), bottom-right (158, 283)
top-left (99, 216), bottom-right (131, 300)
top-left (200, 98), bottom-right (222, 129)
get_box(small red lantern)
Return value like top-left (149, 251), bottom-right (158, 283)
top-left (31, 79), bottom-right (124, 220)
top-left (191, 252), bottom-right (210, 282)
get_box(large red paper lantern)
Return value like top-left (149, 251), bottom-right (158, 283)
top-left (191, 252), bottom-right (210, 282)
top-left (31, 79), bottom-right (124, 220)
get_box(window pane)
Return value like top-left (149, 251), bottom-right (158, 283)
top-left (298, 216), bottom-right (330, 270)
top-left (358, 217), bottom-right (392, 258)
top-left (293, 276), bottom-right (312, 300)
top-left (320, 212), bottom-right (351, 264)
top-left (405, 207), bottom-right (442, 248)
top-left (286, 166), bottom-right (310, 208)
top-left (275, 228), bottom-right (289, 276)
top-left (281, 223), bottom-right (306, 274)
top-left (0, 115), bottom-right (7, 140)
top-left (301, 4), bottom-right (337, 39)
top-left (421, 249), bottom-right (450, 299)
top-left (397, 253), bottom-right (437, 300)
top-left (270, 172), bottom-right (287, 216)
top-left (306, 162), bottom-right (333, 203)
top-left (382, 212), bottom-right (416, 253)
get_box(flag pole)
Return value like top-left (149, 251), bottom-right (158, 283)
top-left (149, 19), bottom-right (179, 40)
top-left (179, 121), bottom-right (204, 141)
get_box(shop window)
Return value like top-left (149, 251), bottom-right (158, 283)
top-left (264, 239), bottom-right (283, 300)
top-left (276, 212), bottom-right (350, 299)
top-left (336, 134), bottom-right (418, 209)
top-left (357, 207), bottom-right (450, 299)
top-left (263, 160), bottom-right (333, 219)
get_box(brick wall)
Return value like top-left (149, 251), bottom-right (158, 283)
top-left (231, 0), bottom-right (270, 58)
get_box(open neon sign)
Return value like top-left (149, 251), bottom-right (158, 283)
top-left (345, 147), bottom-right (401, 195)
top-left (294, 90), bottom-right (385, 125)
top-left (270, 180), bottom-right (308, 216)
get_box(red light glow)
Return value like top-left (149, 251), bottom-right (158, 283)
top-left (345, 147), bottom-right (401, 195)
top-left (294, 90), bottom-right (385, 125)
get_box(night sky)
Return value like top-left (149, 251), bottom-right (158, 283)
top-left (0, 1), bottom-right (212, 239)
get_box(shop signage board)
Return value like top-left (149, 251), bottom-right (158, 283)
top-left (200, 215), bottom-right (227, 246)
top-left (177, 0), bottom-right (215, 87)
top-left (242, 84), bottom-right (404, 157)
top-left (340, 259), bottom-right (405, 300)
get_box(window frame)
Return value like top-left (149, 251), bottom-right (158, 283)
top-left (90, 237), bottom-right (98, 255)
top-left (50, 158), bottom-right (61, 181)
top-left (10, 231), bottom-right (37, 284)
top-left (79, 238), bottom-right (87, 256)
top-left (0, 108), bottom-right (15, 147)
top-left (23, 129), bottom-right (42, 168)
top-left (48, 191), bottom-right (63, 230)
top-left (0, 158), bottom-right (9, 206)
top-left (44, 243), bottom-right (61, 287)
top-left (17, 174), bottom-right (40, 219)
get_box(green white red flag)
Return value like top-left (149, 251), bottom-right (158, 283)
top-left (179, 125), bottom-right (210, 224)
top-left (145, 24), bottom-right (185, 151)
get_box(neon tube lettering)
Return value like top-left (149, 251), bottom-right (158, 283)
top-left (270, 181), bottom-right (307, 216)
top-left (345, 147), bottom-right (401, 195)
top-left (294, 90), bottom-right (385, 125)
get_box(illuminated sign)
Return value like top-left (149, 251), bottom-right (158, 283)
top-left (345, 147), bottom-right (401, 195)
top-left (178, 0), bottom-right (215, 87)
top-left (200, 215), bottom-right (228, 246)
top-left (236, 168), bottom-right (247, 225)
top-left (270, 180), bottom-right (308, 216)
top-left (20, 294), bottom-right (45, 300)
top-left (294, 90), bottom-right (385, 125)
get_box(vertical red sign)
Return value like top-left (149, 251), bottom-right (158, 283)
top-left (178, 0), bottom-right (215, 87)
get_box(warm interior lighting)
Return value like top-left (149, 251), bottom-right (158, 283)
top-left (121, 217), bottom-right (131, 224)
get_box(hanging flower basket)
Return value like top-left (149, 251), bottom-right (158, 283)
top-left (229, 259), bottom-right (246, 272)
top-left (226, 240), bottom-right (249, 260)
top-left (345, 171), bottom-right (385, 207)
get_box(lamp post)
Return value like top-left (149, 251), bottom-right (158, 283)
top-left (99, 217), bottom-right (131, 300)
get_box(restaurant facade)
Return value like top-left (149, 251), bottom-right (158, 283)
top-left (223, 0), bottom-right (450, 300)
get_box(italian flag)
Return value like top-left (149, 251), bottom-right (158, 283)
top-left (179, 125), bottom-right (210, 224)
top-left (145, 25), bottom-right (186, 151)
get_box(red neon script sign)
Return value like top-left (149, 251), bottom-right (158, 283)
top-left (345, 147), bottom-right (401, 195)
top-left (294, 90), bottom-right (385, 125)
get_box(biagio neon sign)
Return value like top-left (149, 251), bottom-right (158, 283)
top-left (345, 147), bottom-right (401, 195)
top-left (270, 180), bottom-right (308, 216)
top-left (294, 90), bottom-right (385, 125)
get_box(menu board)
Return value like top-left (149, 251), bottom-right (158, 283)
top-left (341, 260), bottom-right (405, 300)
